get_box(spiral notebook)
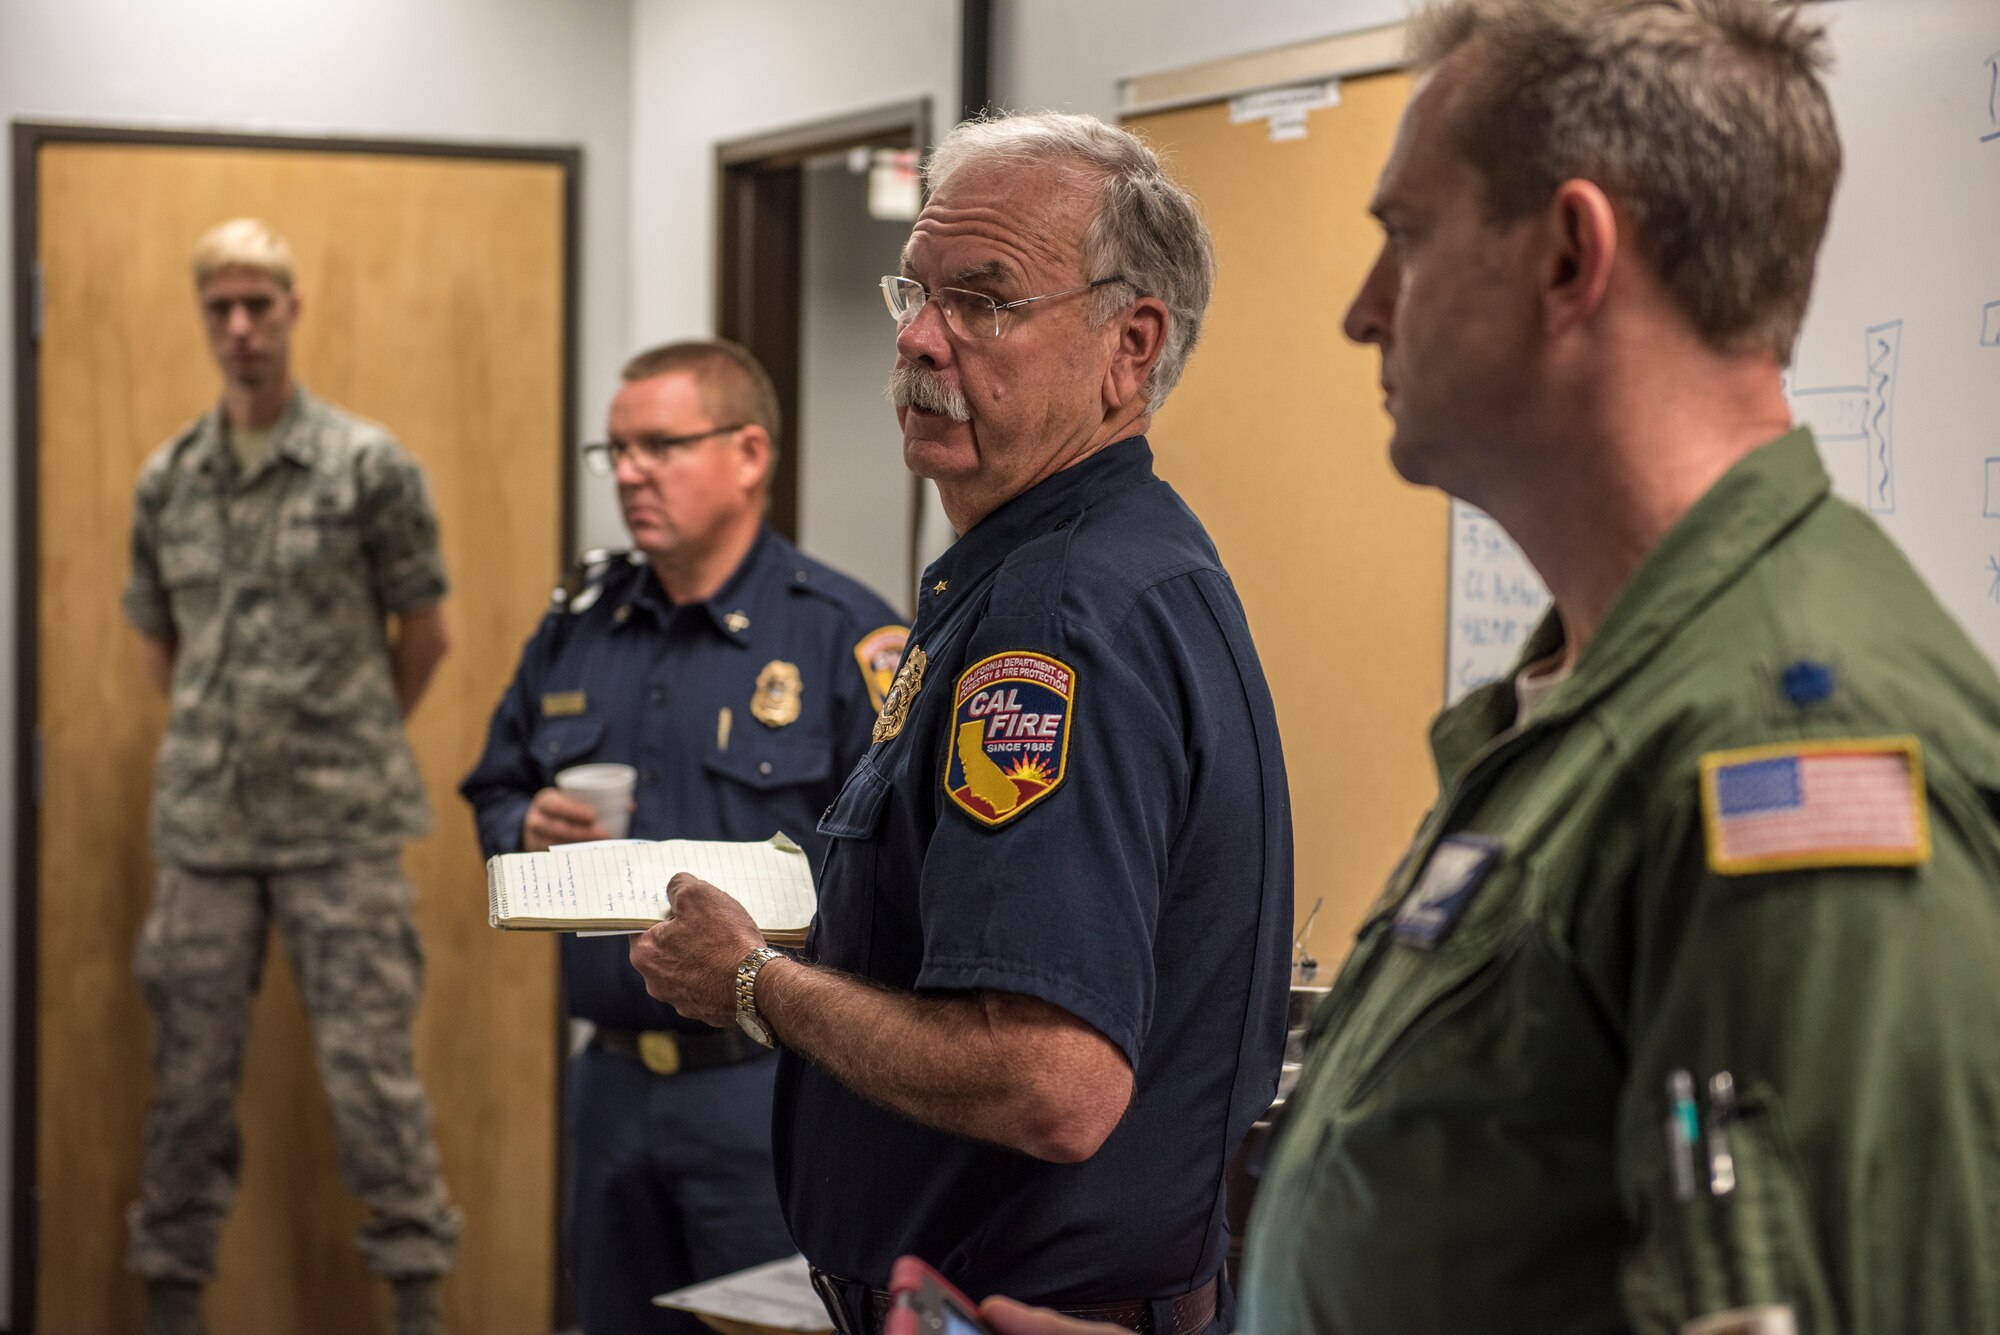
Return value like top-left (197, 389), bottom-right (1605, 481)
top-left (486, 833), bottom-right (814, 945)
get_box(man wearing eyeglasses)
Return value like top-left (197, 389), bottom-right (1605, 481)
top-left (627, 115), bottom-right (1291, 1335)
top-left (461, 340), bottom-right (907, 1334)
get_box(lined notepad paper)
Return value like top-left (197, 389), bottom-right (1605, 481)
top-left (487, 834), bottom-right (815, 943)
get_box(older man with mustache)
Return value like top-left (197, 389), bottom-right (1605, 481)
top-left (629, 112), bottom-right (1292, 1334)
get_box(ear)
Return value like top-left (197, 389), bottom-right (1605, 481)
top-left (1542, 180), bottom-right (1617, 337)
top-left (285, 285), bottom-right (305, 326)
top-left (735, 424), bottom-right (774, 494)
top-left (1103, 296), bottom-right (1170, 412)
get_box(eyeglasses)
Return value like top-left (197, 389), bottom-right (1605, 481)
top-left (583, 425), bottom-right (745, 476)
top-left (880, 274), bottom-right (1129, 340)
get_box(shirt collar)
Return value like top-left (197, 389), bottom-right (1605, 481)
top-left (620, 525), bottom-right (782, 647)
top-left (1431, 426), bottom-right (1831, 776)
top-left (193, 385), bottom-right (316, 480)
top-left (917, 436), bottom-right (1155, 616)
top-left (268, 386), bottom-right (321, 467)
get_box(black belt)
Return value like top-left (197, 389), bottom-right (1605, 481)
top-left (590, 1025), bottom-right (770, 1075)
top-left (810, 1268), bottom-right (1218, 1335)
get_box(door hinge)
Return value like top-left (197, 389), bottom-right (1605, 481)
top-left (30, 260), bottom-right (44, 344)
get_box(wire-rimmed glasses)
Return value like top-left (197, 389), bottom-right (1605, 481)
top-left (880, 275), bottom-right (1129, 339)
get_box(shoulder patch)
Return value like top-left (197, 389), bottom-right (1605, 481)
top-left (1699, 736), bottom-right (1930, 876)
top-left (944, 652), bottom-right (1075, 827)
top-left (853, 625), bottom-right (910, 713)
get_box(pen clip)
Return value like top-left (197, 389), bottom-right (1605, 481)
top-left (1667, 1069), bottom-right (1699, 1203)
top-left (1707, 1071), bottom-right (1738, 1197)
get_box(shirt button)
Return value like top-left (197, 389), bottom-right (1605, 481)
top-left (650, 686), bottom-right (666, 705)
top-left (643, 767), bottom-right (660, 785)
top-left (758, 761), bottom-right (774, 777)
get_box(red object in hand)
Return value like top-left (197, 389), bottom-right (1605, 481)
top-left (885, 1256), bottom-right (992, 1335)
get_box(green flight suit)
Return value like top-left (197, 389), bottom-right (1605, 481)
top-left (1241, 429), bottom-right (2000, 1334)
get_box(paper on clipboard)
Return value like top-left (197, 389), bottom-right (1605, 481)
top-left (653, 1253), bottom-right (831, 1333)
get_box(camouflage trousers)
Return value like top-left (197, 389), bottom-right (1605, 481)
top-left (127, 856), bottom-right (462, 1283)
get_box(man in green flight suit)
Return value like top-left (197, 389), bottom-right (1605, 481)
top-left (980, 1), bottom-right (2000, 1332)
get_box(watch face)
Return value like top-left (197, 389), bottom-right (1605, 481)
top-left (737, 1010), bottom-right (773, 1047)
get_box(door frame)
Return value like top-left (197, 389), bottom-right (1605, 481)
top-left (713, 99), bottom-right (930, 574)
top-left (7, 120), bottom-right (582, 1329)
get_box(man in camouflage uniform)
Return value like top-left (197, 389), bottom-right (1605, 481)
top-left (122, 218), bottom-right (461, 1335)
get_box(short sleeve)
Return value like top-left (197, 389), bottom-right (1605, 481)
top-left (913, 581), bottom-right (1209, 1065)
top-left (459, 612), bottom-right (560, 858)
top-left (358, 440), bottom-right (449, 614)
top-left (122, 462), bottom-right (173, 637)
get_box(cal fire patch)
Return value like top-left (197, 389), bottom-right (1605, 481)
top-left (853, 624), bottom-right (910, 713)
top-left (945, 651), bottom-right (1075, 826)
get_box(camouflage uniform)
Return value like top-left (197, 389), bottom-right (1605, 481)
top-left (121, 388), bottom-right (461, 1282)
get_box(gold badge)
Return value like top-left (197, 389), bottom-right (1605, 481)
top-left (751, 660), bottom-right (803, 728)
top-left (541, 690), bottom-right (587, 717)
top-left (872, 644), bottom-right (927, 744)
top-left (852, 624), bottom-right (911, 713)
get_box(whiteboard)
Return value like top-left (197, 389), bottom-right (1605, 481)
top-left (1447, 0), bottom-right (2000, 704)
top-left (1445, 500), bottom-right (1552, 702)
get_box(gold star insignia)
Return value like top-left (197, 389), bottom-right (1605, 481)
top-left (724, 610), bottom-right (750, 633)
top-left (932, 580), bottom-right (949, 595)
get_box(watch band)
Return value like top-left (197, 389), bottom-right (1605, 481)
top-left (735, 945), bottom-right (783, 1047)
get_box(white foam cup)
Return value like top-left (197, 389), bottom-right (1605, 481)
top-left (555, 763), bottom-right (637, 839)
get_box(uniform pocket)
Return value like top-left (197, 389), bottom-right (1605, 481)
top-left (529, 717), bottom-right (608, 783)
top-left (818, 759), bottom-right (891, 841)
top-left (273, 489), bottom-right (366, 606)
top-left (1631, 1084), bottom-right (1839, 1331)
top-left (157, 536), bottom-right (222, 589)
top-left (1341, 932), bottom-right (1519, 1106)
top-left (703, 737), bottom-right (835, 793)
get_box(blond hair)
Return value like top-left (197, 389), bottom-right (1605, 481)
top-left (190, 217), bottom-right (296, 291)
top-left (1411, 0), bottom-right (1840, 365)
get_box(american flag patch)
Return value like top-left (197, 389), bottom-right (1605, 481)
top-left (1698, 737), bottom-right (1930, 875)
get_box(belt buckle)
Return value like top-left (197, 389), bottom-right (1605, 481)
top-left (636, 1030), bottom-right (681, 1075)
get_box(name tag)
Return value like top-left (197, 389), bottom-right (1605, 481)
top-left (1393, 835), bottom-right (1502, 948)
top-left (541, 690), bottom-right (587, 718)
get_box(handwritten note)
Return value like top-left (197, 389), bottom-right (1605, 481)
top-left (487, 835), bottom-right (815, 936)
top-left (1446, 502), bottom-right (1552, 705)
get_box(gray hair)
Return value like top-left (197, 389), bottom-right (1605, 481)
top-left (925, 112), bottom-right (1216, 411)
top-left (1411, 0), bottom-right (1840, 366)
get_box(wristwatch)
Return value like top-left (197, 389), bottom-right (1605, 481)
top-left (734, 945), bottom-right (783, 1048)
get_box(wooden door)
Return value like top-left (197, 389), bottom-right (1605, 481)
top-left (31, 138), bottom-right (566, 1333)
top-left (1128, 73), bottom-right (1448, 965)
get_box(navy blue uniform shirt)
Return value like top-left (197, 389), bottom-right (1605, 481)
top-left (776, 439), bottom-right (1292, 1304)
top-left (462, 527), bottom-right (905, 1032)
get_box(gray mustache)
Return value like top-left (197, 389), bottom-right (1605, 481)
top-left (887, 365), bottom-right (971, 423)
